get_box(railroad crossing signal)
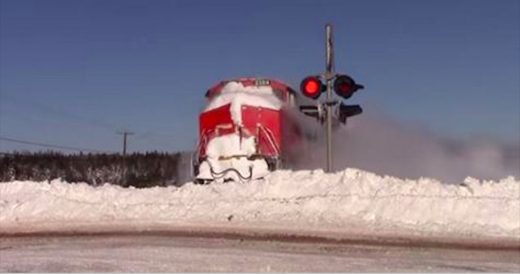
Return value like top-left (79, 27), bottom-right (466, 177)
top-left (300, 74), bottom-right (363, 101)
top-left (299, 74), bottom-right (364, 124)
top-left (300, 76), bottom-right (324, 99)
top-left (333, 75), bottom-right (364, 99)
top-left (298, 24), bottom-right (365, 172)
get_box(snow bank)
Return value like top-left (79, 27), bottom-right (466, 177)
top-left (1, 168), bottom-right (519, 240)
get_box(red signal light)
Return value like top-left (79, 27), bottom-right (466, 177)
top-left (333, 75), bottom-right (363, 99)
top-left (305, 80), bottom-right (319, 94)
top-left (300, 76), bottom-right (323, 99)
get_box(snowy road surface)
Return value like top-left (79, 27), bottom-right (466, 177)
top-left (1, 233), bottom-right (519, 272)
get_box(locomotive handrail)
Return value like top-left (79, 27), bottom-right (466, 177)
top-left (194, 128), bottom-right (212, 160)
top-left (258, 125), bottom-right (280, 156)
top-left (196, 124), bottom-right (279, 163)
top-left (196, 123), bottom-right (235, 159)
top-left (196, 129), bottom-right (207, 158)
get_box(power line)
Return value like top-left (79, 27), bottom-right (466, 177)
top-left (2, 94), bottom-right (120, 132)
top-left (2, 95), bottom-right (182, 149)
top-left (0, 135), bottom-right (113, 153)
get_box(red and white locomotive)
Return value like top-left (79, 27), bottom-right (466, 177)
top-left (193, 78), bottom-right (304, 183)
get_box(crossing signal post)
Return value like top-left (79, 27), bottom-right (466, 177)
top-left (299, 24), bottom-right (365, 172)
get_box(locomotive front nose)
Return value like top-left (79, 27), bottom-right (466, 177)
top-left (193, 80), bottom-right (286, 183)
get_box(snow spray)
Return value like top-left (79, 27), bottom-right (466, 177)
top-left (288, 107), bottom-right (519, 183)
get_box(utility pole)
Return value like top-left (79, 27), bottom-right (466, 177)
top-left (116, 130), bottom-right (134, 156)
top-left (116, 130), bottom-right (133, 187)
top-left (324, 23), bottom-right (335, 173)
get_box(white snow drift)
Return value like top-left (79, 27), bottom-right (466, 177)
top-left (0, 168), bottom-right (519, 240)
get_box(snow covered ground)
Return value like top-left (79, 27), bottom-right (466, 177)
top-left (1, 168), bottom-right (518, 243)
top-left (2, 234), bottom-right (519, 272)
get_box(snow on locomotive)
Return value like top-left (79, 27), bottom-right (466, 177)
top-left (193, 78), bottom-right (303, 183)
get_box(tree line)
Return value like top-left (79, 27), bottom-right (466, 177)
top-left (0, 151), bottom-right (185, 188)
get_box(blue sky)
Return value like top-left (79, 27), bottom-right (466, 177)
top-left (0, 0), bottom-right (519, 153)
